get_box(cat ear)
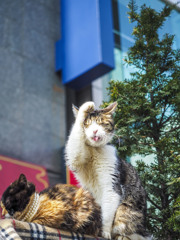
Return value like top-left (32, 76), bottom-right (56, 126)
top-left (103, 102), bottom-right (117, 114)
top-left (18, 174), bottom-right (27, 185)
top-left (72, 104), bottom-right (79, 118)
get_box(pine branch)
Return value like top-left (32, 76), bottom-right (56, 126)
top-left (127, 0), bottom-right (139, 22)
top-left (147, 196), bottom-right (162, 211)
top-left (158, 103), bottom-right (169, 128)
top-left (166, 126), bottom-right (180, 134)
top-left (161, 112), bottom-right (177, 126)
top-left (148, 214), bottom-right (164, 223)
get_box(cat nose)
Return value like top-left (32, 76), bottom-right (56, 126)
top-left (93, 130), bottom-right (98, 134)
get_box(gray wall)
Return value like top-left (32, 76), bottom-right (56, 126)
top-left (0, 0), bottom-right (65, 185)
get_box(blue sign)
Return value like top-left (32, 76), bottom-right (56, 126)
top-left (55, 0), bottom-right (114, 89)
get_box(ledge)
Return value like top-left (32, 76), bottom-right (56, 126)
top-left (0, 219), bottom-right (102, 240)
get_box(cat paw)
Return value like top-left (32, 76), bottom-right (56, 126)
top-left (115, 236), bottom-right (131, 240)
top-left (77, 101), bottom-right (95, 122)
top-left (102, 231), bottom-right (112, 239)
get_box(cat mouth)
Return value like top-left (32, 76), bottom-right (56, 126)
top-left (92, 136), bottom-right (101, 142)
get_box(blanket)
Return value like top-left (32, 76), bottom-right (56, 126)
top-left (0, 219), bottom-right (100, 240)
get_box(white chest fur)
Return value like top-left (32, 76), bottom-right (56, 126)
top-left (73, 144), bottom-right (118, 204)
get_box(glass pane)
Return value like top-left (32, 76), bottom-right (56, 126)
top-left (109, 0), bottom-right (180, 82)
top-left (100, 0), bottom-right (180, 98)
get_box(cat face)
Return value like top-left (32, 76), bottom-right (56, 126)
top-left (1, 174), bottom-right (35, 217)
top-left (83, 102), bottom-right (117, 147)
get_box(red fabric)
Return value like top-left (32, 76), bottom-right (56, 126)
top-left (0, 155), bottom-right (49, 199)
top-left (66, 167), bottom-right (80, 187)
top-left (69, 170), bottom-right (80, 187)
top-left (57, 229), bottom-right (61, 240)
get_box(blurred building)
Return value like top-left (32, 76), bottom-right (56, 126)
top-left (0, 0), bottom-right (179, 186)
top-left (0, 0), bottom-right (64, 186)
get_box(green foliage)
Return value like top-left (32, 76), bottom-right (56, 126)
top-left (167, 176), bottom-right (180, 232)
top-left (104, 1), bottom-right (180, 239)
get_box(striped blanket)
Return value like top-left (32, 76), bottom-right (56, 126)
top-left (0, 219), bottom-right (100, 240)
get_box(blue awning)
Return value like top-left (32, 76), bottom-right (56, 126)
top-left (55, 0), bottom-right (115, 89)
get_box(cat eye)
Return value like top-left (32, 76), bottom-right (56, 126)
top-left (85, 119), bottom-right (92, 125)
top-left (96, 118), bottom-right (102, 124)
top-left (102, 122), bottom-right (114, 131)
top-left (102, 122), bottom-right (110, 127)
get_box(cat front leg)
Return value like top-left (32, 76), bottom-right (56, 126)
top-left (65, 102), bottom-right (95, 171)
top-left (101, 191), bottom-right (120, 239)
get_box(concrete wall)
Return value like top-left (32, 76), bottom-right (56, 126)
top-left (0, 0), bottom-right (65, 185)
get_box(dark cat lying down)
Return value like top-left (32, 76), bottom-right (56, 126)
top-left (0, 174), bottom-right (102, 237)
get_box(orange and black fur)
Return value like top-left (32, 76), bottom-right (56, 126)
top-left (1, 174), bottom-right (102, 237)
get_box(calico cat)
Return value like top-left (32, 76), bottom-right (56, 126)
top-left (0, 174), bottom-right (102, 237)
top-left (65, 101), bottom-right (151, 240)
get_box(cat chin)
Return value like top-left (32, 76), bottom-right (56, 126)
top-left (86, 141), bottom-right (103, 147)
top-left (86, 138), bottom-right (108, 147)
top-left (85, 135), bottom-right (113, 147)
